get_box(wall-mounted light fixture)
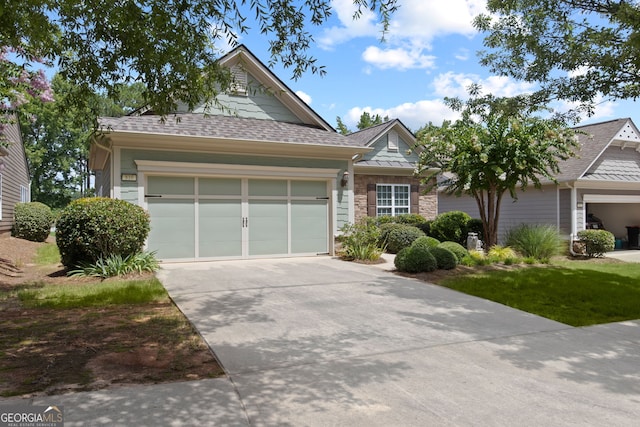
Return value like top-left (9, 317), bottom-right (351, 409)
top-left (341, 171), bottom-right (350, 187)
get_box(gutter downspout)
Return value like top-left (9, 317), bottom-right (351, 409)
top-left (569, 184), bottom-right (578, 256)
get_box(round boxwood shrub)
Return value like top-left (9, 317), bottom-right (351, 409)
top-left (56, 197), bottom-right (150, 269)
top-left (411, 236), bottom-right (441, 250)
top-left (385, 225), bottom-right (426, 254)
top-left (401, 245), bottom-right (437, 273)
top-left (12, 202), bottom-right (54, 242)
top-left (437, 241), bottom-right (468, 262)
top-left (430, 246), bottom-right (458, 270)
top-left (577, 229), bottom-right (615, 258)
top-left (394, 247), bottom-right (410, 271)
top-left (430, 211), bottom-right (471, 244)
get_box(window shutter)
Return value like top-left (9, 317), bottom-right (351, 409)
top-left (367, 184), bottom-right (377, 216)
top-left (410, 184), bottom-right (419, 214)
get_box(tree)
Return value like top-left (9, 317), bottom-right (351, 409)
top-left (20, 75), bottom-right (144, 208)
top-left (335, 111), bottom-right (390, 134)
top-left (474, 1), bottom-right (640, 113)
top-left (415, 87), bottom-right (578, 248)
top-left (1, 0), bottom-right (398, 116)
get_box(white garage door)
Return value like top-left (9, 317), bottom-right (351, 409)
top-left (146, 176), bottom-right (329, 260)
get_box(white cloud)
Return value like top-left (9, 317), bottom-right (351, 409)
top-left (296, 90), bottom-right (312, 105)
top-left (432, 72), bottom-right (536, 98)
top-left (362, 46), bottom-right (436, 70)
top-left (345, 100), bottom-right (460, 131)
top-left (553, 96), bottom-right (617, 122)
top-left (320, 0), bottom-right (486, 50)
top-left (454, 48), bottom-right (470, 61)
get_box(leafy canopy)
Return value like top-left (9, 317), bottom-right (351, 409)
top-left (415, 86), bottom-right (578, 247)
top-left (1, 0), bottom-right (398, 116)
top-left (474, 0), bottom-right (640, 113)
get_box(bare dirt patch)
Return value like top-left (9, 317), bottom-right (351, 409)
top-left (0, 234), bottom-right (224, 398)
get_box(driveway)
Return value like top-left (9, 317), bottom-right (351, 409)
top-left (158, 257), bottom-right (640, 426)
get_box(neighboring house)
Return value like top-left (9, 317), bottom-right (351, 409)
top-left (0, 112), bottom-right (31, 234)
top-left (439, 117), bottom-right (640, 245)
top-left (90, 45), bottom-right (377, 261)
top-left (346, 119), bottom-right (437, 221)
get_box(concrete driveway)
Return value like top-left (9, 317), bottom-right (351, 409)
top-left (158, 257), bottom-right (640, 426)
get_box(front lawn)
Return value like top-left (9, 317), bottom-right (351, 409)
top-left (438, 259), bottom-right (640, 327)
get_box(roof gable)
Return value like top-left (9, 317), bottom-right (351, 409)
top-left (555, 118), bottom-right (639, 182)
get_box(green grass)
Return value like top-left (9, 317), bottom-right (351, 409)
top-left (34, 242), bottom-right (60, 265)
top-left (18, 278), bottom-right (168, 309)
top-left (440, 260), bottom-right (640, 326)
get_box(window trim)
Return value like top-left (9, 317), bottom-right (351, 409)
top-left (376, 183), bottom-right (410, 217)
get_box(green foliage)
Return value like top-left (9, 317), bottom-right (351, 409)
top-left (430, 211), bottom-right (471, 244)
top-left (394, 247), bottom-right (410, 271)
top-left (577, 230), bottom-right (615, 258)
top-left (475, 1), bottom-right (640, 114)
top-left (461, 250), bottom-right (491, 266)
top-left (415, 90), bottom-right (577, 248)
top-left (385, 225), bottom-right (426, 254)
top-left (430, 246), bottom-right (458, 270)
top-left (410, 236), bottom-right (441, 250)
top-left (487, 245), bottom-right (518, 263)
top-left (375, 213), bottom-right (427, 226)
top-left (56, 197), bottom-right (150, 269)
top-left (416, 220), bottom-right (432, 236)
top-left (68, 251), bottom-right (159, 279)
top-left (19, 278), bottom-right (166, 309)
top-left (398, 245), bottom-right (437, 274)
top-left (437, 241), bottom-right (468, 262)
top-left (2, 1), bottom-right (398, 116)
top-left (35, 243), bottom-right (61, 265)
top-left (12, 202), bottom-right (53, 242)
top-left (466, 218), bottom-right (484, 239)
top-left (505, 224), bottom-right (561, 261)
top-left (338, 220), bottom-right (384, 262)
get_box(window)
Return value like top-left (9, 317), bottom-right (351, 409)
top-left (20, 185), bottom-right (29, 203)
top-left (376, 184), bottom-right (409, 216)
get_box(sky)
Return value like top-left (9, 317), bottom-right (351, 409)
top-left (224, 0), bottom-right (639, 132)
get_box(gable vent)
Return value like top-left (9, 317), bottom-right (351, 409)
top-left (230, 65), bottom-right (248, 96)
top-left (387, 131), bottom-right (399, 152)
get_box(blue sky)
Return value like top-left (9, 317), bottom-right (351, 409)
top-left (227, 0), bottom-right (638, 132)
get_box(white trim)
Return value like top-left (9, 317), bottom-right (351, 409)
top-left (113, 147), bottom-right (122, 199)
top-left (134, 160), bottom-right (341, 179)
top-left (582, 194), bottom-right (640, 203)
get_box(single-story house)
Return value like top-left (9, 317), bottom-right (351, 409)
top-left (346, 119), bottom-right (437, 221)
top-left (0, 112), bottom-right (31, 234)
top-left (439, 117), bottom-right (640, 246)
top-left (90, 45), bottom-right (436, 261)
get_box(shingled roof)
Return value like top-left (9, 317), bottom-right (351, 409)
top-left (345, 120), bottom-right (400, 147)
top-left (99, 113), bottom-right (353, 147)
top-left (554, 118), bottom-right (634, 183)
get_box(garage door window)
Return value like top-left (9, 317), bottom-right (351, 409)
top-left (376, 184), bottom-right (409, 216)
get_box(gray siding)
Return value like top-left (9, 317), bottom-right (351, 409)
top-left (95, 154), bottom-right (112, 197)
top-left (177, 74), bottom-right (302, 123)
top-left (559, 188), bottom-right (572, 235)
top-left (0, 117), bottom-right (30, 233)
top-left (439, 186), bottom-right (559, 244)
top-left (361, 133), bottom-right (419, 163)
top-left (586, 146), bottom-right (640, 177)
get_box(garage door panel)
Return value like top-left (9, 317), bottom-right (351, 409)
top-left (199, 178), bottom-right (242, 196)
top-left (148, 176), bottom-right (194, 195)
top-left (249, 201), bottom-right (288, 255)
top-left (148, 199), bottom-right (195, 259)
top-left (291, 180), bottom-right (327, 197)
top-left (199, 200), bottom-right (242, 257)
top-left (291, 200), bottom-right (328, 254)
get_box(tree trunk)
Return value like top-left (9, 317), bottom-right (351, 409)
top-left (473, 187), bottom-right (505, 250)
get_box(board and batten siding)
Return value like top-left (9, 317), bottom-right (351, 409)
top-left (175, 73), bottom-right (302, 123)
top-left (116, 147), bottom-right (350, 230)
top-left (438, 185), bottom-right (560, 244)
top-left (0, 117), bottom-right (30, 233)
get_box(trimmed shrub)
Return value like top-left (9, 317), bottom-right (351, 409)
top-left (393, 213), bottom-right (428, 226)
top-left (394, 247), bottom-right (410, 271)
top-left (505, 223), bottom-right (561, 261)
top-left (466, 218), bottom-right (484, 239)
top-left (416, 220), bottom-right (432, 236)
top-left (430, 246), bottom-right (458, 270)
top-left (12, 202), bottom-right (54, 242)
top-left (411, 235), bottom-right (441, 251)
top-left (437, 241), bottom-right (468, 262)
top-left (401, 245), bottom-right (437, 273)
top-left (385, 225), bottom-right (426, 254)
top-left (577, 229), bottom-right (615, 258)
top-left (430, 211), bottom-right (471, 244)
top-left (56, 197), bottom-right (150, 269)
top-left (378, 223), bottom-right (405, 246)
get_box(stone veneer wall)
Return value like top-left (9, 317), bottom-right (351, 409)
top-left (354, 174), bottom-right (437, 222)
